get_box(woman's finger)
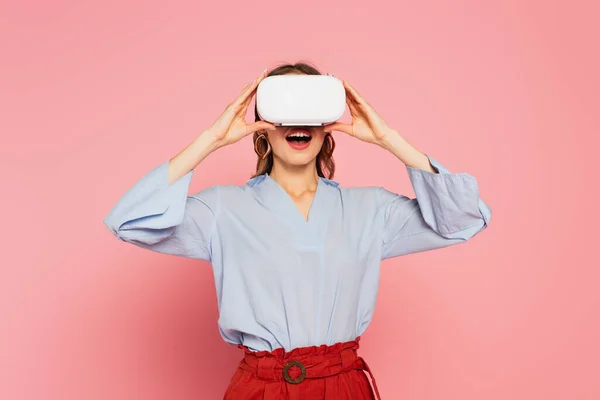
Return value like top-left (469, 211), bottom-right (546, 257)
top-left (344, 80), bottom-right (374, 111)
top-left (227, 83), bottom-right (252, 110)
top-left (230, 85), bottom-right (254, 111)
top-left (345, 80), bottom-right (364, 103)
top-left (339, 80), bottom-right (362, 116)
top-left (246, 120), bottom-right (277, 135)
top-left (345, 92), bottom-right (364, 121)
top-left (346, 94), bottom-right (360, 116)
top-left (239, 86), bottom-right (256, 116)
top-left (342, 79), bottom-right (383, 129)
top-left (232, 69), bottom-right (268, 110)
top-left (323, 122), bottom-right (353, 136)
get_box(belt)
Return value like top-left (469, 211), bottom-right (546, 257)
top-left (237, 337), bottom-right (381, 399)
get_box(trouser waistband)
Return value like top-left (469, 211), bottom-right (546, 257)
top-left (236, 336), bottom-right (381, 399)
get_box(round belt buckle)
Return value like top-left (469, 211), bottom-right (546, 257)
top-left (282, 360), bottom-right (306, 384)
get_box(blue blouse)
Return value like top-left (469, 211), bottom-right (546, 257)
top-left (104, 154), bottom-right (491, 352)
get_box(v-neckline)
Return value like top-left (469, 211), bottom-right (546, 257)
top-left (265, 173), bottom-right (322, 225)
top-left (248, 172), bottom-right (339, 239)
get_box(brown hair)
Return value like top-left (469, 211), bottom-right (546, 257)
top-left (251, 62), bottom-right (336, 179)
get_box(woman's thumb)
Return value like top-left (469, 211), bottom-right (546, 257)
top-left (247, 121), bottom-right (276, 134)
top-left (324, 122), bottom-right (352, 135)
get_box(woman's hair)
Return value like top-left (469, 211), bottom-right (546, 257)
top-left (251, 62), bottom-right (336, 179)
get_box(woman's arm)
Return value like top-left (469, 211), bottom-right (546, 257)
top-left (324, 79), bottom-right (491, 259)
top-left (104, 69), bottom-right (276, 261)
top-left (167, 130), bottom-right (220, 184)
top-left (377, 128), bottom-right (437, 173)
top-left (377, 129), bottom-right (491, 257)
top-left (378, 152), bottom-right (491, 259)
top-left (103, 132), bottom-right (221, 261)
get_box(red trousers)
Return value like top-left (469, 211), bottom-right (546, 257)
top-left (223, 336), bottom-right (381, 399)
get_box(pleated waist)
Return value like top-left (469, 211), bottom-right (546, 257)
top-left (235, 336), bottom-right (381, 399)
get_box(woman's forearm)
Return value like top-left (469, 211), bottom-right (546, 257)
top-left (379, 129), bottom-right (437, 173)
top-left (167, 130), bottom-right (221, 184)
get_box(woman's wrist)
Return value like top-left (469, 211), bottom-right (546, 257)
top-left (377, 129), bottom-right (436, 172)
top-left (167, 131), bottom-right (221, 184)
top-left (196, 129), bottom-right (225, 153)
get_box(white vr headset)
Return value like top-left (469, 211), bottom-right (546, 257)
top-left (256, 75), bottom-right (346, 126)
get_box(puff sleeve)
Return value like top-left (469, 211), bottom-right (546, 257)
top-left (380, 154), bottom-right (491, 259)
top-left (103, 160), bottom-right (218, 261)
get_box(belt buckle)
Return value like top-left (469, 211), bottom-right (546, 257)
top-left (282, 360), bottom-right (306, 384)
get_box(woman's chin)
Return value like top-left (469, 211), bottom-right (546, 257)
top-left (276, 152), bottom-right (319, 168)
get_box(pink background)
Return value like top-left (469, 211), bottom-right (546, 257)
top-left (1, 0), bottom-right (598, 399)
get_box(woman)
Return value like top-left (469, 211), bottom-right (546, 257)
top-left (104, 62), bottom-right (492, 399)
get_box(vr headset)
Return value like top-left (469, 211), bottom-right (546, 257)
top-left (256, 75), bottom-right (346, 126)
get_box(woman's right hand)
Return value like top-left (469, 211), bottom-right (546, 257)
top-left (207, 69), bottom-right (276, 148)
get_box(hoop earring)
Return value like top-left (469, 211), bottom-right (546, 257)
top-left (254, 132), bottom-right (271, 159)
top-left (324, 132), bottom-right (336, 156)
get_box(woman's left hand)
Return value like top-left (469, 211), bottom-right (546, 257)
top-left (323, 79), bottom-right (396, 146)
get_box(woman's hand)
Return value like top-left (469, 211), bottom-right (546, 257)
top-left (323, 80), bottom-right (395, 146)
top-left (207, 69), bottom-right (276, 148)
top-left (324, 79), bottom-right (437, 172)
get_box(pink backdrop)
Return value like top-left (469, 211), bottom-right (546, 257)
top-left (1, 0), bottom-right (598, 399)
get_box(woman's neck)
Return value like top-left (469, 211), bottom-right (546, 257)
top-left (269, 159), bottom-right (319, 195)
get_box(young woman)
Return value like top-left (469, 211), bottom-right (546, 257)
top-left (104, 62), bottom-right (492, 399)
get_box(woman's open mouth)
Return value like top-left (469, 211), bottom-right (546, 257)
top-left (285, 128), bottom-right (312, 150)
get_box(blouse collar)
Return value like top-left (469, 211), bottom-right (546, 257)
top-left (245, 172), bottom-right (339, 238)
top-left (247, 173), bottom-right (340, 188)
